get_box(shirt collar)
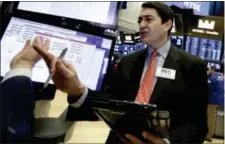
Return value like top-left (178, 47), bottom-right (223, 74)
top-left (147, 40), bottom-right (171, 58)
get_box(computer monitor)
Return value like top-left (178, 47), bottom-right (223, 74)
top-left (170, 36), bottom-right (184, 49)
top-left (1, 17), bottom-right (114, 91)
top-left (185, 36), bottom-right (222, 61)
top-left (135, 43), bottom-right (145, 51)
top-left (123, 34), bottom-right (135, 44)
top-left (114, 44), bottom-right (122, 51)
top-left (17, 2), bottom-right (119, 28)
top-left (122, 44), bottom-right (136, 55)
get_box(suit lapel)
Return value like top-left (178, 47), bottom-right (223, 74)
top-left (150, 45), bottom-right (180, 103)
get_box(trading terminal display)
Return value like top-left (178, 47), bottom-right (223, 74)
top-left (185, 36), bottom-right (222, 61)
top-left (1, 17), bottom-right (113, 91)
top-left (170, 36), bottom-right (184, 49)
top-left (122, 44), bottom-right (136, 55)
top-left (114, 43), bottom-right (145, 56)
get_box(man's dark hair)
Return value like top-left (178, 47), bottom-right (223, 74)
top-left (141, 2), bottom-right (174, 36)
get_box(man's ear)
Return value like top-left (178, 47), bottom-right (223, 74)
top-left (164, 19), bottom-right (173, 32)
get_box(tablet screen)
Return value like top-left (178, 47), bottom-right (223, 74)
top-left (1, 17), bottom-right (113, 91)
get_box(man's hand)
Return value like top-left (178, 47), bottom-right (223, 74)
top-left (10, 36), bottom-right (49, 69)
top-left (33, 39), bottom-right (86, 96)
top-left (125, 131), bottom-right (167, 144)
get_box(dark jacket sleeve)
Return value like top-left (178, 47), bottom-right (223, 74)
top-left (0, 76), bottom-right (35, 143)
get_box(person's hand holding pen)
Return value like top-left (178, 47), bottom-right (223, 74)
top-left (33, 36), bottom-right (86, 96)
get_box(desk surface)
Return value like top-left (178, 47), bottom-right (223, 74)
top-left (44, 90), bottom-right (110, 143)
top-left (64, 121), bottom-right (110, 143)
top-left (36, 90), bottom-right (224, 144)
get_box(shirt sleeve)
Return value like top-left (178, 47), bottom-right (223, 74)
top-left (1, 68), bottom-right (32, 83)
top-left (69, 87), bottom-right (89, 108)
top-left (2, 68), bottom-right (89, 108)
top-left (163, 138), bottom-right (170, 144)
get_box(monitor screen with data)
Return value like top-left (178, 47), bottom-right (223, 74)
top-left (17, 2), bottom-right (119, 26)
top-left (1, 17), bottom-right (113, 91)
top-left (170, 36), bottom-right (184, 49)
top-left (185, 36), bottom-right (222, 61)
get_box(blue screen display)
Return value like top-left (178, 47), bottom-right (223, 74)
top-left (185, 36), bottom-right (222, 61)
top-left (170, 36), bottom-right (184, 49)
top-left (135, 43), bottom-right (146, 51)
top-left (114, 43), bottom-right (146, 56)
top-left (122, 44), bottom-right (136, 55)
top-left (114, 44), bottom-right (123, 54)
top-left (1, 17), bottom-right (113, 91)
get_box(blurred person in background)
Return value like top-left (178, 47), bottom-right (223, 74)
top-left (206, 65), bottom-right (224, 141)
top-left (208, 66), bottom-right (224, 106)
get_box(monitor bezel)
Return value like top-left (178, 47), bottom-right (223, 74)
top-left (14, 1), bottom-right (121, 30)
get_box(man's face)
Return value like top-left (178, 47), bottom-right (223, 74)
top-left (208, 67), bottom-right (216, 75)
top-left (207, 69), bottom-right (211, 75)
top-left (138, 8), bottom-right (171, 45)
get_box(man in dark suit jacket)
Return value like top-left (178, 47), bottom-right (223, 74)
top-left (1, 76), bottom-right (35, 143)
top-left (33, 2), bottom-right (208, 144)
top-left (0, 37), bottom-right (50, 143)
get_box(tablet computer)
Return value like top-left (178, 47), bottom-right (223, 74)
top-left (90, 98), bottom-right (170, 142)
top-left (1, 17), bottom-right (115, 91)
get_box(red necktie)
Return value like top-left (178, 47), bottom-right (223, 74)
top-left (135, 50), bottom-right (158, 104)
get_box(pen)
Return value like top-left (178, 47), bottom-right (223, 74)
top-left (43, 48), bottom-right (68, 89)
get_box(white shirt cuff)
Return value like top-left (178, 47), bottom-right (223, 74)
top-left (70, 87), bottom-right (88, 108)
top-left (163, 138), bottom-right (170, 144)
top-left (1, 68), bottom-right (32, 83)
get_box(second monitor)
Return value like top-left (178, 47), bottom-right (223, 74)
top-left (17, 2), bottom-right (119, 28)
